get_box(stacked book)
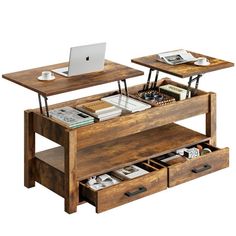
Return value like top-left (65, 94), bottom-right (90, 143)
top-left (159, 84), bottom-right (190, 100)
top-left (49, 106), bottom-right (94, 128)
top-left (77, 100), bottom-right (122, 121)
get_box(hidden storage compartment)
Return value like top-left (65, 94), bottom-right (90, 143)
top-left (150, 142), bottom-right (229, 187)
top-left (80, 161), bottom-right (167, 213)
top-left (128, 79), bottom-right (208, 107)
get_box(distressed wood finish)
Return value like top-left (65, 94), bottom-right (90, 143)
top-left (35, 123), bottom-right (210, 181)
top-left (33, 112), bottom-right (66, 146)
top-left (28, 78), bottom-right (207, 113)
top-left (168, 145), bottom-right (229, 187)
top-left (64, 130), bottom-right (78, 213)
top-left (80, 167), bottom-right (167, 213)
top-left (206, 93), bottom-right (216, 145)
top-left (131, 52), bottom-right (234, 78)
top-left (2, 60), bottom-right (143, 96)
top-left (24, 110), bottom-right (35, 188)
top-left (29, 78), bottom-right (207, 113)
top-left (34, 157), bottom-right (65, 197)
top-left (30, 79), bottom-right (210, 149)
top-left (2, 52), bottom-right (233, 214)
top-left (76, 93), bottom-right (210, 149)
top-left (24, 78), bottom-right (227, 214)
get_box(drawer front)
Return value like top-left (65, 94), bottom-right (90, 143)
top-left (81, 168), bottom-right (167, 213)
top-left (168, 147), bottom-right (229, 187)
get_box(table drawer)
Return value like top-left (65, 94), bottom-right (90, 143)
top-left (167, 143), bottom-right (229, 187)
top-left (80, 162), bottom-right (167, 213)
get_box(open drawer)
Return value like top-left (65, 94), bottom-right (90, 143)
top-left (152, 143), bottom-right (229, 187)
top-left (79, 162), bottom-right (167, 213)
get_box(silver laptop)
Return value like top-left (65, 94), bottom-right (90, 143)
top-left (52, 42), bottom-right (106, 77)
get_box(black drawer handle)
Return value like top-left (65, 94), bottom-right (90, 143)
top-left (125, 186), bottom-right (147, 197)
top-left (192, 164), bottom-right (212, 173)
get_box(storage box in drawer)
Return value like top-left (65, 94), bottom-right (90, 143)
top-left (167, 143), bottom-right (229, 187)
top-left (80, 163), bottom-right (167, 213)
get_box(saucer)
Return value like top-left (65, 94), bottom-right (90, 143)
top-left (37, 75), bottom-right (55, 81)
top-left (194, 61), bottom-right (210, 66)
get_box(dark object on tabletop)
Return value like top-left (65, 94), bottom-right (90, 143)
top-left (135, 89), bottom-right (176, 107)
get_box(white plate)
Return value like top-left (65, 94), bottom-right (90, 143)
top-left (194, 61), bottom-right (210, 66)
top-left (37, 75), bottom-right (55, 81)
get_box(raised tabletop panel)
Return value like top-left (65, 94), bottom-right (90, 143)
top-left (35, 123), bottom-right (210, 181)
top-left (2, 60), bottom-right (143, 96)
top-left (131, 51), bottom-right (234, 78)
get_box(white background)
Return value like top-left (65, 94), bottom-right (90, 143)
top-left (0, 0), bottom-right (235, 235)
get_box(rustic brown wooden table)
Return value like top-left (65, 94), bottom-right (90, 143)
top-left (1, 54), bottom-right (233, 214)
top-left (3, 60), bottom-right (143, 116)
top-left (132, 51), bottom-right (233, 97)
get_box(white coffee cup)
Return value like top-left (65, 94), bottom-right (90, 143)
top-left (196, 57), bottom-right (209, 65)
top-left (41, 71), bottom-right (54, 80)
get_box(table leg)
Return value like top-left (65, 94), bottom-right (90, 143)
top-left (24, 111), bottom-right (35, 188)
top-left (206, 92), bottom-right (217, 146)
top-left (64, 130), bottom-right (78, 214)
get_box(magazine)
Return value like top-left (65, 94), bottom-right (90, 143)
top-left (111, 165), bottom-right (149, 180)
top-left (49, 106), bottom-right (94, 127)
top-left (157, 49), bottom-right (197, 65)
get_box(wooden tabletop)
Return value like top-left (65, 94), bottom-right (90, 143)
top-left (131, 51), bottom-right (234, 78)
top-left (2, 60), bottom-right (143, 97)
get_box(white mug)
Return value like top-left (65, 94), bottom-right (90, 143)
top-left (41, 71), bottom-right (54, 80)
top-left (197, 57), bottom-right (209, 65)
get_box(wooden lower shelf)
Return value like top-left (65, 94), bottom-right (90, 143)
top-left (35, 123), bottom-right (209, 181)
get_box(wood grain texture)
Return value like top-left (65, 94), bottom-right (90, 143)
top-left (33, 112), bottom-right (66, 146)
top-left (24, 110), bottom-right (35, 188)
top-left (29, 78), bottom-right (206, 113)
top-left (206, 92), bottom-right (216, 145)
top-left (80, 167), bottom-right (167, 213)
top-left (168, 146), bottom-right (229, 187)
top-left (35, 123), bottom-right (210, 181)
top-left (29, 79), bottom-right (210, 149)
top-left (34, 157), bottom-right (65, 197)
top-left (131, 51), bottom-right (234, 78)
top-left (75, 92), bottom-right (210, 149)
top-left (2, 60), bottom-right (143, 96)
top-left (64, 130), bottom-right (78, 214)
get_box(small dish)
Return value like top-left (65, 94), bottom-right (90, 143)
top-left (194, 61), bottom-right (210, 66)
top-left (37, 75), bottom-right (55, 81)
